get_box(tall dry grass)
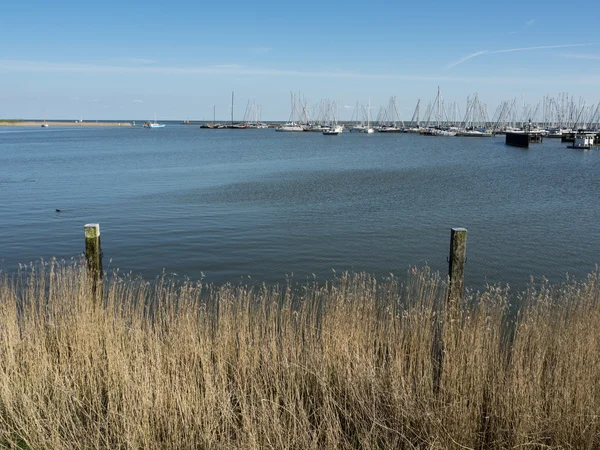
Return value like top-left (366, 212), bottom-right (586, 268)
top-left (0, 259), bottom-right (599, 449)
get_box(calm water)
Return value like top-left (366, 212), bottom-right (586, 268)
top-left (1, 125), bottom-right (599, 289)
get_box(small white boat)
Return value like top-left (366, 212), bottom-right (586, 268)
top-left (277, 93), bottom-right (304, 132)
top-left (41, 122), bottom-right (49, 128)
top-left (144, 113), bottom-right (165, 128)
top-left (323, 125), bottom-right (343, 135)
top-left (456, 129), bottom-right (493, 137)
top-left (359, 99), bottom-right (375, 134)
top-left (276, 123), bottom-right (304, 132)
top-left (422, 128), bottom-right (456, 136)
top-left (144, 122), bottom-right (165, 129)
top-left (376, 126), bottom-right (403, 133)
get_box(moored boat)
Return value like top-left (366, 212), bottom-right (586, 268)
top-left (276, 123), bottom-right (304, 132)
top-left (323, 125), bottom-right (343, 135)
top-left (144, 113), bottom-right (165, 128)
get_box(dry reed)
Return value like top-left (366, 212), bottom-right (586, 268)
top-left (0, 259), bottom-right (599, 449)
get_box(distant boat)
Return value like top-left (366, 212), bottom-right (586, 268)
top-left (277, 124), bottom-right (304, 132)
top-left (323, 125), bottom-right (343, 135)
top-left (201, 105), bottom-right (226, 129)
top-left (323, 103), bottom-right (343, 135)
top-left (144, 113), bottom-right (165, 129)
top-left (41, 110), bottom-right (49, 127)
top-left (276, 92), bottom-right (304, 132)
top-left (225, 91), bottom-right (248, 129)
top-left (357, 100), bottom-right (374, 133)
top-left (144, 122), bottom-right (165, 129)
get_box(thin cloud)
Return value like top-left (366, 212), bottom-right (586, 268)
top-left (118, 58), bottom-right (157, 65)
top-left (525, 19), bottom-right (536, 27)
top-left (344, 105), bottom-right (354, 109)
top-left (445, 50), bottom-right (489, 70)
top-left (561, 53), bottom-right (600, 60)
top-left (0, 58), bottom-right (598, 85)
top-left (133, 99), bottom-right (144, 103)
top-left (491, 43), bottom-right (593, 54)
top-left (0, 59), bottom-right (496, 82)
top-left (213, 64), bottom-right (243, 69)
top-left (446, 43), bottom-right (596, 69)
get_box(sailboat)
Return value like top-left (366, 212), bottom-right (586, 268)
top-left (357, 100), bottom-right (374, 133)
top-left (227, 91), bottom-right (248, 129)
top-left (376, 96), bottom-right (404, 132)
top-left (323, 101), bottom-right (343, 135)
top-left (200, 105), bottom-right (225, 129)
top-left (41, 110), bottom-right (49, 127)
top-left (144, 113), bottom-right (165, 128)
top-left (276, 92), bottom-right (304, 132)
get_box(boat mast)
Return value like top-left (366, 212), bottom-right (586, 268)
top-left (437, 86), bottom-right (441, 128)
top-left (213, 105), bottom-right (216, 124)
top-left (231, 91), bottom-right (234, 126)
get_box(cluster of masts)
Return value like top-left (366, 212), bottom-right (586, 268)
top-left (196, 89), bottom-right (600, 137)
top-left (200, 92), bottom-right (268, 129)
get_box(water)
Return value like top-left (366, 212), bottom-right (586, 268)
top-left (1, 125), bottom-right (599, 290)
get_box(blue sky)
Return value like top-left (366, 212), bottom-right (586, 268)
top-left (1, 0), bottom-right (599, 120)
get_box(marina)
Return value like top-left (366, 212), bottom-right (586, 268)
top-left (189, 90), bottom-right (600, 139)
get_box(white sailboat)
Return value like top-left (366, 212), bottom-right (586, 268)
top-left (323, 101), bottom-right (343, 135)
top-left (276, 93), bottom-right (304, 132)
top-left (41, 109), bottom-right (49, 127)
top-left (357, 100), bottom-right (374, 133)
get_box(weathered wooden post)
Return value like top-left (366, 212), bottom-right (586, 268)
top-left (84, 223), bottom-right (103, 296)
top-left (433, 227), bottom-right (468, 395)
top-left (448, 227), bottom-right (467, 305)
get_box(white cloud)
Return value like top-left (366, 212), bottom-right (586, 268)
top-left (446, 43), bottom-right (596, 69)
top-left (344, 105), bottom-right (354, 109)
top-left (133, 99), bottom-right (144, 103)
top-left (525, 19), bottom-right (536, 27)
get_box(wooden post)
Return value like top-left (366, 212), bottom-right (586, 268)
top-left (448, 227), bottom-right (467, 305)
top-left (84, 224), bottom-right (103, 294)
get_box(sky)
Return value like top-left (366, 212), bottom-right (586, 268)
top-left (1, 0), bottom-right (600, 121)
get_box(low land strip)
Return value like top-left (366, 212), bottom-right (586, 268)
top-left (0, 120), bottom-right (132, 127)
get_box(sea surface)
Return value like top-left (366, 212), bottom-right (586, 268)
top-left (1, 125), bottom-right (599, 290)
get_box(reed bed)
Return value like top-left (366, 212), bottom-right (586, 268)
top-left (0, 260), bottom-right (599, 449)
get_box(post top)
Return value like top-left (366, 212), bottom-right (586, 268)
top-left (451, 227), bottom-right (467, 232)
top-left (84, 224), bottom-right (100, 238)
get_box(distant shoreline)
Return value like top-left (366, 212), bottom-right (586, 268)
top-left (0, 121), bottom-right (133, 127)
